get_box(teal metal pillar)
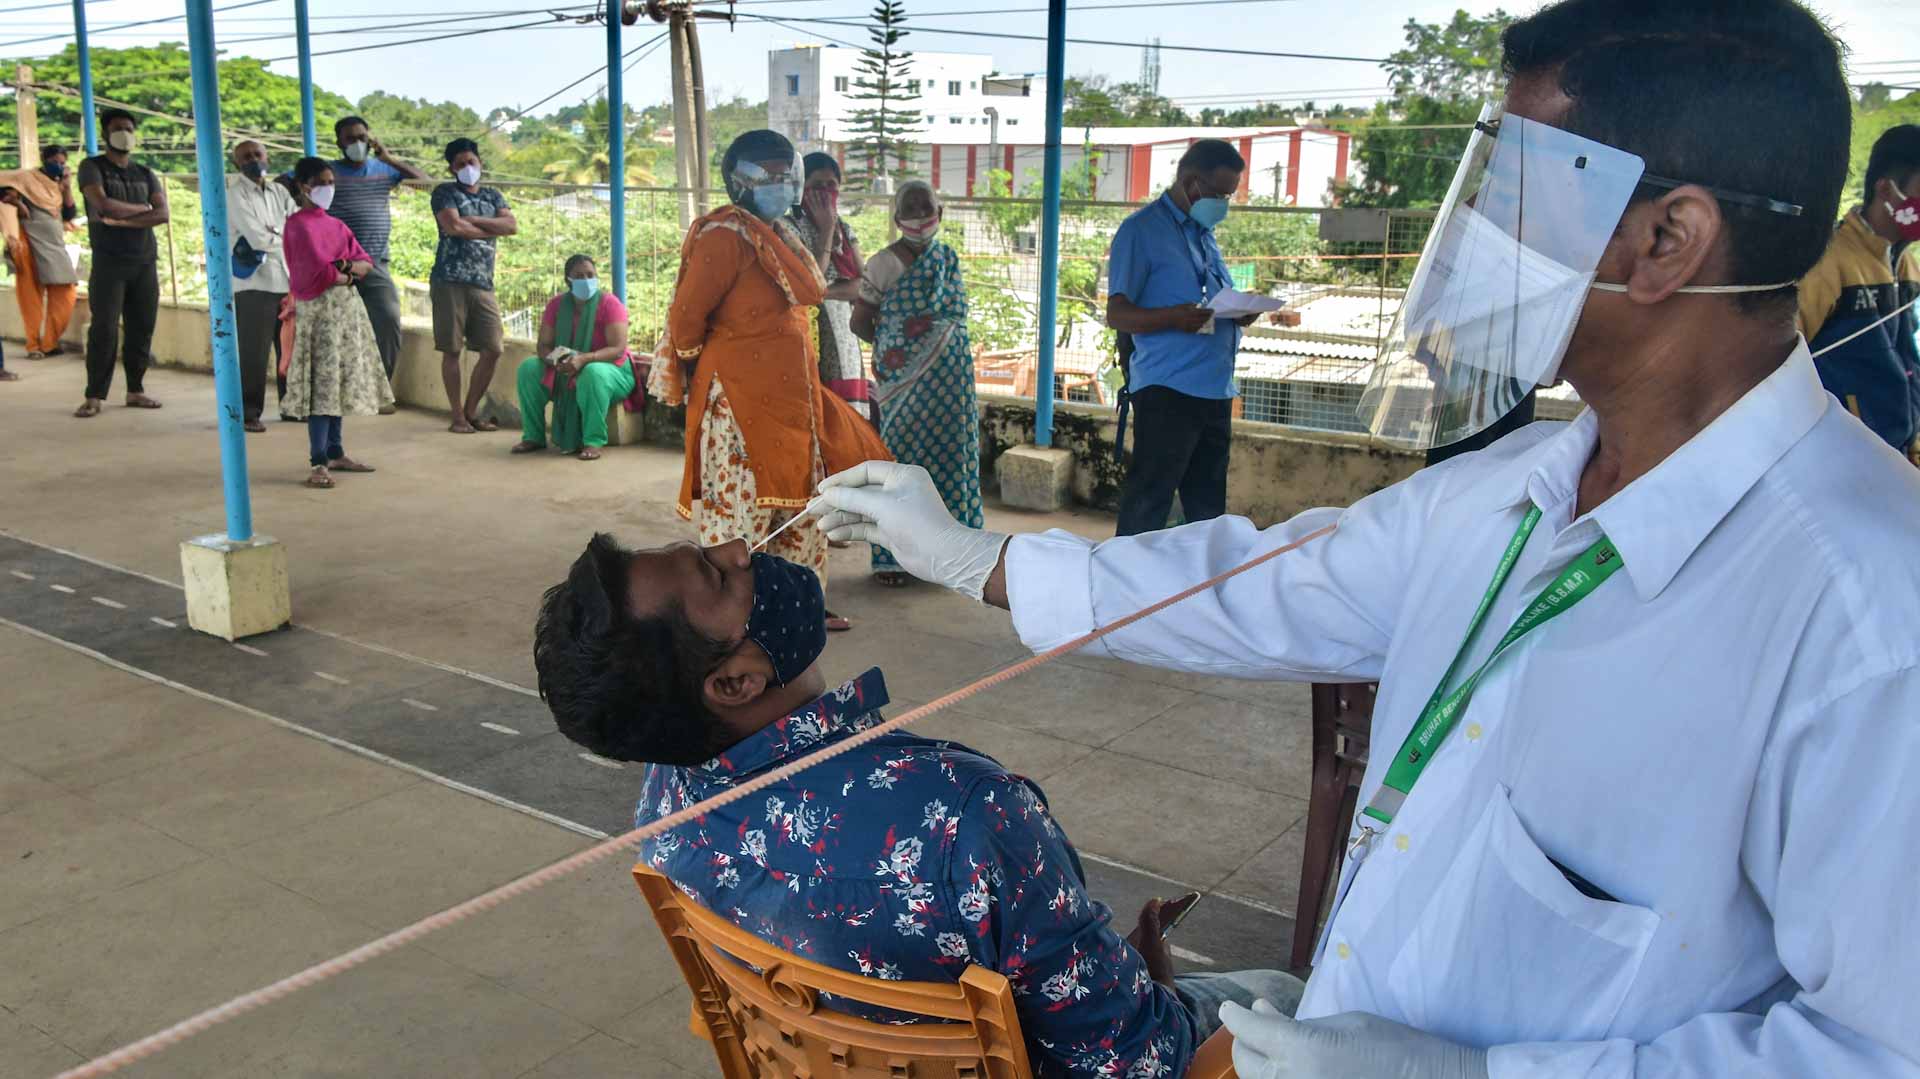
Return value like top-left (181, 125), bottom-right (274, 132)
top-left (607, 7), bottom-right (627, 301)
top-left (295, 0), bottom-right (316, 155)
top-left (1034, 0), bottom-right (1066, 446)
top-left (185, 0), bottom-right (255, 542)
top-left (73, 0), bottom-right (97, 154)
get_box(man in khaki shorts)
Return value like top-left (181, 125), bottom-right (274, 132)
top-left (430, 137), bottom-right (516, 433)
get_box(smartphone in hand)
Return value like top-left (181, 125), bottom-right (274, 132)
top-left (1159, 891), bottom-right (1203, 939)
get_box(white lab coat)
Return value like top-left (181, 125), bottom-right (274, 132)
top-left (1005, 343), bottom-right (1920, 1078)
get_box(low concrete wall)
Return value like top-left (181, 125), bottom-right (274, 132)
top-left (3, 287), bottom-right (1443, 523)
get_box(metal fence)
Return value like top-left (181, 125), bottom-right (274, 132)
top-left (9, 177), bottom-right (1435, 434)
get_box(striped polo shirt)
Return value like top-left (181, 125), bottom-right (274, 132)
top-left (326, 157), bottom-right (403, 264)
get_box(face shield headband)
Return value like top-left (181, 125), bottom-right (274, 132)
top-left (729, 154), bottom-right (803, 220)
top-left (1357, 104), bottom-right (1804, 453)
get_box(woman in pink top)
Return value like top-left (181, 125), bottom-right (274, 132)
top-left (509, 254), bottom-right (636, 461)
top-left (281, 157), bottom-right (392, 488)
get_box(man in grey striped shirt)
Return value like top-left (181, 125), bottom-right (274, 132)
top-left (328, 115), bottom-right (428, 396)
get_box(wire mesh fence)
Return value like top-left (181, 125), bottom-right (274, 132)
top-left (5, 177), bottom-right (1435, 435)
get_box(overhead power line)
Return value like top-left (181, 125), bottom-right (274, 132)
top-left (0, 0), bottom-right (275, 50)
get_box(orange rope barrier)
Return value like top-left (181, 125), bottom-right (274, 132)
top-left (52, 523), bottom-right (1337, 1078)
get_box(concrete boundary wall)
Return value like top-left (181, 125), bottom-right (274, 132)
top-left (4, 288), bottom-right (1490, 527)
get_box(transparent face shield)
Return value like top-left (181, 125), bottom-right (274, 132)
top-left (1358, 104), bottom-right (1649, 452)
top-left (729, 152), bottom-right (803, 216)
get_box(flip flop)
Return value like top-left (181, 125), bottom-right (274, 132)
top-left (576, 447), bottom-right (602, 461)
top-left (825, 610), bottom-right (852, 632)
top-left (305, 467), bottom-right (335, 489)
top-left (466, 415), bottom-right (499, 432)
top-left (73, 399), bottom-right (102, 418)
top-left (244, 419), bottom-right (267, 433)
top-left (510, 441), bottom-right (547, 454)
top-left (125, 395), bottom-right (162, 409)
top-left (0, 370), bottom-right (19, 381)
top-left (874, 572), bottom-right (912, 587)
top-left (330, 458), bottom-right (376, 473)
top-left (449, 422), bottom-right (475, 434)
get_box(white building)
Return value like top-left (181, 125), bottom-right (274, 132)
top-left (767, 45), bottom-right (1046, 152)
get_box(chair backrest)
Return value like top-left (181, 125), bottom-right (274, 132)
top-left (632, 864), bottom-right (1036, 1079)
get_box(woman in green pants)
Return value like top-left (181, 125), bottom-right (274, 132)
top-left (511, 254), bottom-right (637, 461)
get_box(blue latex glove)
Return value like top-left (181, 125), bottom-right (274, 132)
top-left (1218, 1000), bottom-right (1490, 1079)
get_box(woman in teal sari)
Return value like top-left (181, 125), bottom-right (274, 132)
top-left (851, 180), bottom-right (983, 585)
top-left (511, 254), bottom-right (638, 461)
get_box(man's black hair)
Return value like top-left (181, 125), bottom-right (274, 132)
top-left (802, 152), bottom-right (840, 181)
top-left (1501, 0), bottom-right (1850, 313)
top-left (1864, 125), bottom-right (1920, 205)
top-left (444, 137), bottom-right (481, 166)
top-left (99, 108), bottom-right (136, 131)
top-left (333, 115), bottom-right (368, 140)
top-left (40, 144), bottom-right (66, 162)
top-left (534, 534), bottom-right (734, 765)
top-left (1177, 139), bottom-right (1245, 176)
top-left (563, 252), bottom-right (596, 277)
top-left (291, 156), bottom-right (332, 186)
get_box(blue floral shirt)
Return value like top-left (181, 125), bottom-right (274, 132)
top-left (636, 668), bottom-right (1196, 1078)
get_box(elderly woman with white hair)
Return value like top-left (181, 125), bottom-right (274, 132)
top-left (850, 179), bottom-right (982, 586)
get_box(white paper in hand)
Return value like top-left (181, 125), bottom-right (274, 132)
top-left (1206, 289), bottom-right (1287, 320)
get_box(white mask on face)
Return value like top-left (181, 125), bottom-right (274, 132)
top-left (307, 184), bottom-right (336, 212)
top-left (107, 129), bottom-right (136, 153)
top-left (456, 163), bottom-right (481, 187)
top-left (343, 140), bottom-right (369, 164)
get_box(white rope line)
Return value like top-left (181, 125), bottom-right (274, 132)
top-left (50, 524), bottom-right (1340, 1079)
top-left (1809, 294), bottom-right (1919, 358)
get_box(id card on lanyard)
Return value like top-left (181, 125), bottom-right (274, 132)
top-left (1161, 199), bottom-right (1224, 309)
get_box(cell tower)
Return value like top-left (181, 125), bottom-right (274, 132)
top-left (1140, 37), bottom-right (1161, 95)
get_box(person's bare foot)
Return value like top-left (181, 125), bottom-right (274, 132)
top-left (305, 466), bottom-right (335, 489)
top-left (510, 440), bottom-right (545, 454)
top-left (465, 413), bottom-right (499, 432)
top-left (576, 447), bottom-right (602, 461)
top-left (125, 393), bottom-right (162, 409)
top-left (73, 398), bottom-right (102, 417)
top-left (449, 419), bottom-right (475, 434)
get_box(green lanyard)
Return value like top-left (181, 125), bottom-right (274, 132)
top-left (1361, 506), bottom-right (1625, 827)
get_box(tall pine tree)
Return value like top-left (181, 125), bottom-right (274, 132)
top-left (844, 1), bottom-right (922, 191)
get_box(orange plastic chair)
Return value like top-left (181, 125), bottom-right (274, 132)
top-left (631, 864), bottom-right (1239, 1078)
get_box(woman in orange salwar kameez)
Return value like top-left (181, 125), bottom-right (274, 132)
top-left (650, 130), bottom-right (889, 631)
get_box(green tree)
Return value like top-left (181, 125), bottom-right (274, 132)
top-left (845, 0), bottom-right (923, 190)
top-left (705, 94), bottom-right (772, 184)
top-left (1333, 9), bottom-right (1514, 209)
top-left (349, 90), bottom-right (487, 173)
top-left (1848, 90), bottom-right (1920, 216)
top-left (1063, 73), bottom-right (1191, 127)
top-left (0, 43), bottom-right (350, 170)
top-left (529, 97), bottom-right (657, 186)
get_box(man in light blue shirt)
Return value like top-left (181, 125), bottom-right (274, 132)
top-left (1105, 139), bottom-right (1250, 536)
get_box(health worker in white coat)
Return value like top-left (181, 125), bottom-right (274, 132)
top-left (808, 2), bottom-right (1920, 1077)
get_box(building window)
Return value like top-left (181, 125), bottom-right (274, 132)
top-left (948, 80), bottom-right (962, 95)
top-left (949, 116), bottom-right (961, 124)
top-left (786, 75), bottom-right (800, 97)
top-left (833, 76), bottom-right (849, 92)
top-left (908, 79), bottom-right (920, 92)
top-left (1006, 119), bottom-right (1019, 126)
top-left (970, 81), bottom-right (978, 89)
top-left (969, 117), bottom-right (977, 124)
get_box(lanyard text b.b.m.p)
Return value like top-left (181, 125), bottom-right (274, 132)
top-left (1359, 505), bottom-right (1625, 829)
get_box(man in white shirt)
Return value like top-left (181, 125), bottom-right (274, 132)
top-left (809, 2), bottom-right (1920, 1077)
top-left (226, 139), bottom-right (294, 432)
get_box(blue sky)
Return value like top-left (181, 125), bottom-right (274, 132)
top-left (1, 0), bottom-right (1914, 122)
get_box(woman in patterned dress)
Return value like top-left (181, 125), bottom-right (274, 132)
top-left (787, 153), bottom-right (872, 421)
top-left (281, 157), bottom-right (392, 489)
top-left (850, 180), bottom-right (983, 586)
top-left (649, 130), bottom-right (890, 630)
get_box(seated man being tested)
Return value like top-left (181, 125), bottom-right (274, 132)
top-left (534, 534), bottom-right (1296, 1078)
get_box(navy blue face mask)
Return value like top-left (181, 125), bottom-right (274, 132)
top-left (744, 552), bottom-right (827, 686)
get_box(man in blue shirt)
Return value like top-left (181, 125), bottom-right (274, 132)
top-left (533, 533), bottom-right (1299, 1078)
top-left (329, 115), bottom-right (428, 387)
top-left (1107, 140), bottom-right (1255, 536)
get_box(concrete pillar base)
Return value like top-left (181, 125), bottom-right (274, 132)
top-left (995, 444), bottom-right (1075, 512)
top-left (180, 534), bottom-right (292, 642)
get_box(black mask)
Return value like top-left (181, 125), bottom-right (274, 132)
top-left (40, 163), bottom-right (63, 180)
top-left (240, 161), bottom-right (266, 180)
top-left (743, 552), bottom-right (827, 686)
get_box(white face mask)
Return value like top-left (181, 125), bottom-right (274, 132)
top-left (343, 140), bottom-right (369, 164)
top-left (107, 129), bottom-right (137, 153)
top-left (456, 163), bottom-right (481, 187)
top-left (307, 184), bottom-right (336, 212)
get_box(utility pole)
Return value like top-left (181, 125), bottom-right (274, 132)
top-left (640, 0), bottom-right (710, 228)
top-left (15, 65), bottom-right (37, 168)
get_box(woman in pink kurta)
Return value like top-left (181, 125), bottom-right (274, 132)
top-left (280, 158), bottom-right (392, 488)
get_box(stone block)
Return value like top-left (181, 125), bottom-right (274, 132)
top-left (994, 443), bottom-right (1075, 512)
top-left (179, 533), bottom-right (292, 641)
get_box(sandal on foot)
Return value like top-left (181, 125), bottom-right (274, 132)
top-left (510, 440), bottom-right (546, 454)
top-left (448, 421), bottom-right (476, 434)
top-left (25, 351), bottom-right (45, 360)
top-left (576, 447), bottom-right (602, 461)
top-left (874, 571), bottom-right (912, 587)
top-left (0, 370), bottom-right (19, 381)
top-left (330, 457), bottom-right (376, 473)
top-left (74, 399), bottom-right (102, 418)
top-left (244, 419), bottom-right (267, 433)
top-left (125, 394), bottom-right (162, 409)
top-left (465, 414), bottom-right (499, 432)
top-left (825, 610), bottom-right (853, 632)
top-left (305, 467), bottom-right (335, 489)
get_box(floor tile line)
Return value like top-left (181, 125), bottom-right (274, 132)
top-left (0, 615), bottom-right (610, 844)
